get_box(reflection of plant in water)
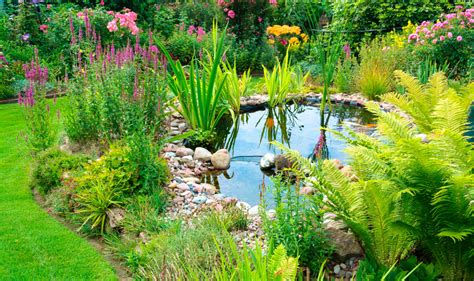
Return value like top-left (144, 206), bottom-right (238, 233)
top-left (257, 104), bottom-right (303, 148)
top-left (311, 130), bottom-right (328, 161)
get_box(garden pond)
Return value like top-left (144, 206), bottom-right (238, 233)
top-left (200, 101), bottom-right (377, 206)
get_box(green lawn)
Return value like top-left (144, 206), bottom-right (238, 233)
top-left (0, 101), bottom-right (117, 280)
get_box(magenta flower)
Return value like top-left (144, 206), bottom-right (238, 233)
top-left (439, 35), bottom-right (445, 41)
top-left (187, 25), bottom-right (195, 35)
top-left (258, 17), bottom-right (263, 23)
top-left (196, 27), bottom-right (206, 42)
top-left (227, 10), bottom-right (235, 19)
top-left (39, 24), bottom-right (48, 33)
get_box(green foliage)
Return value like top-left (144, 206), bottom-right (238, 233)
top-left (30, 147), bottom-right (88, 195)
top-left (414, 58), bottom-right (448, 84)
top-left (263, 50), bottom-right (295, 107)
top-left (263, 175), bottom-right (332, 273)
top-left (75, 178), bottom-right (126, 233)
top-left (355, 39), bottom-right (402, 100)
top-left (278, 71), bottom-right (474, 279)
top-left (335, 56), bottom-right (357, 93)
top-left (221, 62), bottom-right (252, 112)
top-left (314, 34), bottom-right (343, 115)
top-left (121, 194), bottom-right (170, 235)
top-left (65, 57), bottom-right (167, 144)
top-left (158, 23), bottom-right (232, 136)
top-left (332, 0), bottom-right (452, 45)
top-left (356, 256), bottom-right (440, 281)
top-left (164, 30), bottom-right (200, 65)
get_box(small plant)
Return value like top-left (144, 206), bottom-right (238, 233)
top-left (263, 175), bottom-right (332, 274)
top-left (18, 50), bottom-right (58, 153)
top-left (263, 50), bottom-right (294, 107)
top-left (30, 148), bottom-right (88, 195)
top-left (314, 34), bottom-right (343, 117)
top-left (221, 62), bottom-right (253, 112)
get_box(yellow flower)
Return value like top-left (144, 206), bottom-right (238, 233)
top-left (289, 37), bottom-right (299, 45)
top-left (268, 39), bottom-right (275, 45)
top-left (300, 33), bottom-right (308, 42)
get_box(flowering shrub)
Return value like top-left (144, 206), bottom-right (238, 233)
top-left (18, 50), bottom-right (58, 153)
top-left (106, 9), bottom-right (140, 35)
top-left (407, 6), bottom-right (473, 78)
top-left (266, 24), bottom-right (308, 55)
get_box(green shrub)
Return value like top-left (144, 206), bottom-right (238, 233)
top-left (121, 194), bottom-right (169, 235)
top-left (331, 0), bottom-right (453, 45)
top-left (30, 148), bottom-right (88, 195)
top-left (334, 56), bottom-right (357, 93)
top-left (164, 30), bottom-right (200, 65)
top-left (263, 175), bottom-right (332, 274)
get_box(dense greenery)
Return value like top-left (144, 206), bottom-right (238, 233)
top-left (1, 1), bottom-right (473, 280)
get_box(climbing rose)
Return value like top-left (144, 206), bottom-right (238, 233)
top-left (107, 19), bottom-right (118, 32)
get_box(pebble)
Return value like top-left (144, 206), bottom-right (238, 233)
top-left (192, 195), bottom-right (207, 204)
top-left (164, 152), bottom-right (176, 158)
top-left (334, 264), bottom-right (341, 275)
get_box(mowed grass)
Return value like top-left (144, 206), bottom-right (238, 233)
top-left (0, 101), bottom-right (117, 280)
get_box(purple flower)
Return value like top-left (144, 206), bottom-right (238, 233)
top-left (21, 33), bottom-right (30, 41)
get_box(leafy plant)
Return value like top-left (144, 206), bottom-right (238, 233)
top-left (275, 71), bottom-right (474, 279)
top-left (263, 50), bottom-right (294, 107)
top-left (263, 175), bottom-right (332, 274)
top-left (157, 22), bottom-right (231, 135)
top-left (314, 34), bottom-right (343, 118)
top-left (30, 148), bottom-right (88, 195)
top-left (221, 62), bottom-right (252, 112)
top-left (75, 178), bottom-right (126, 233)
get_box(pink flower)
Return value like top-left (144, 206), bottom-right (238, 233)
top-left (456, 35), bottom-right (463, 41)
top-left (100, 0), bottom-right (104, 5)
top-left (432, 39), bottom-right (437, 44)
top-left (107, 11), bottom-right (115, 15)
top-left (107, 19), bottom-right (118, 32)
top-left (39, 24), bottom-right (48, 33)
top-left (46, 4), bottom-right (51, 9)
top-left (197, 27), bottom-right (206, 42)
top-left (280, 39), bottom-right (288, 45)
top-left (258, 17), bottom-right (263, 23)
top-left (77, 12), bottom-right (85, 18)
top-left (130, 25), bottom-right (139, 35)
top-left (187, 25), bottom-right (195, 35)
top-left (269, 0), bottom-right (277, 6)
top-left (439, 35), bottom-right (445, 41)
top-left (447, 32), bottom-right (453, 38)
top-left (227, 10), bottom-right (235, 19)
top-left (446, 13), bottom-right (456, 20)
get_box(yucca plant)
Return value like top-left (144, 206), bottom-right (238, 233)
top-left (156, 23), bottom-right (231, 134)
top-left (275, 72), bottom-right (474, 280)
top-left (263, 50), bottom-right (294, 107)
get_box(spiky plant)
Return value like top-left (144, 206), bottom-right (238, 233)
top-left (274, 71), bottom-right (474, 280)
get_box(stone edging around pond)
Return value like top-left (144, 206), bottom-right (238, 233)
top-left (161, 92), bottom-right (388, 276)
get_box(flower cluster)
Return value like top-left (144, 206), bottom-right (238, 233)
top-left (408, 6), bottom-right (473, 45)
top-left (19, 50), bottom-right (49, 107)
top-left (266, 25), bottom-right (308, 48)
top-left (107, 9), bottom-right (140, 35)
top-left (187, 25), bottom-right (206, 42)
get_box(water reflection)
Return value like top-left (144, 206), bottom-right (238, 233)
top-left (204, 102), bottom-right (375, 205)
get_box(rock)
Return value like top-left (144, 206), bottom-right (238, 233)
top-left (267, 209), bottom-right (277, 219)
top-left (192, 195), bottom-right (207, 204)
top-left (331, 159), bottom-right (344, 169)
top-left (176, 147), bottom-right (194, 157)
top-left (183, 177), bottom-right (200, 184)
top-left (180, 155), bottom-right (193, 163)
top-left (236, 201), bottom-right (251, 211)
top-left (202, 183), bottom-right (217, 195)
top-left (334, 264), bottom-right (341, 275)
top-left (173, 196), bottom-right (184, 203)
top-left (345, 271), bottom-right (353, 278)
top-left (164, 152), bottom-right (176, 158)
top-left (214, 193), bottom-right (226, 200)
top-left (211, 149), bottom-right (231, 170)
top-left (327, 228), bottom-right (363, 261)
top-left (248, 205), bottom-right (260, 217)
top-left (106, 208), bottom-right (126, 229)
top-left (275, 154), bottom-right (292, 170)
top-left (178, 123), bottom-right (187, 132)
top-left (260, 153), bottom-right (275, 169)
top-left (340, 263), bottom-right (347, 270)
top-left (194, 147), bottom-right (212, 162)
top-left (193, 185), bottom-right (203, 193)
top-left (340, 166), bottom-right (358, 182)
top-left (176, 183), bottom-right (190, 192)
top-left (300, 186), bottom-right (315, 195)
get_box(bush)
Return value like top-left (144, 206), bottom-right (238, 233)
top-left (332, 0), bottom-right (453, 45)
top-left (407, 6), bottom-right (474, 79)
top-left (30, 148), bottom-right (88, 195)
top-left (263, 175), bottom-right (332, 274)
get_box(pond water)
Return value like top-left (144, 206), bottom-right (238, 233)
top-left (200, 102), bottom-right (376, 206)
